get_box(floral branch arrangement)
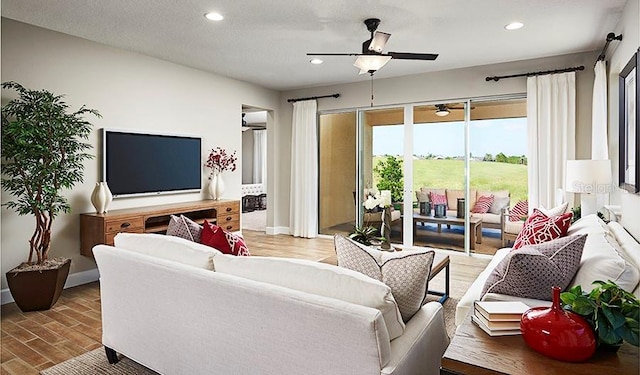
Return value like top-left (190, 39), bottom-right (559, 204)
top-left (363, 190), bottom-right (392, 211)
top-left (205, 147), bottom-right (237, 177)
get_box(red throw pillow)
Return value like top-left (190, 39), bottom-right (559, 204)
top-left (512, 209), bottom-right (573, 250)
top-left (200, 220), bottom-right (250, 256)
top-left (224, 231), bottom-right (250, 256)
top-left (471, 195), bottom-right (494, 214)
top-left (200, 220), bottom-right (232, 254)
top-left (509, 200), bottom-right (529, 222)
top-left (430, 192), bottom-right (447, 207)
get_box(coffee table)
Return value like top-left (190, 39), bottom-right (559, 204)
top-left (441, 312), bottom-right (640, 374)
top-left (405, 213), bottom-right (483, 250)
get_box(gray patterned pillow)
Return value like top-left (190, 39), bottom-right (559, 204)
top-left (166, 215), bottom-right (202, 242)
top-left (482, 234), bottom-right (587, 300)
top-left (334, 234), bottom-right (435, 322)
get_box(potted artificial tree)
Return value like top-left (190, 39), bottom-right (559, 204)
top-left (1, 81), bottom-right (100, 312)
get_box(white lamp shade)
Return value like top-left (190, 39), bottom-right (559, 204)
top-left (368, 31), bottom-right (391, 53)
top-left (353, 55), bottom-right (391, 74)
top-left (565, 160), bottom-right (612, 194)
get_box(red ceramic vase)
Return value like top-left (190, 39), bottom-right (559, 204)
top-left (520, 286), bottom-right (596, 362)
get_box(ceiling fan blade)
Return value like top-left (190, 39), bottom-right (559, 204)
top-left (388, 52), bottom-right (439, 61)
top-left (306, 53), bottom-right (360, 56)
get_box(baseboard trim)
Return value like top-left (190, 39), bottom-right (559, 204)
top-left (266, 226), bottom-right (290, 235)
top-left (1, 267), bottom-right (100, 305)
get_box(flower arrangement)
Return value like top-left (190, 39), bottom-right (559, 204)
top-left (363, 190), bottom-right (392, 211)
top-left (205, 147), bottom-right (237, 177)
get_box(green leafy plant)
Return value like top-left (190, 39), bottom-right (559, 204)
top-left (561, 280), bottom-right (639, 347)
top-left (1, 81), bottom-right (100, 266)
top-left (348, 226), bottom-right (384, 246)
top-left (373, 155), bottom-right (403, 202)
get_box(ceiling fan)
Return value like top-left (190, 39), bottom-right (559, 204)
top-left (433, 104), bottom-right (474, 117)
top-left (307, 18), bottom-right (438, 75)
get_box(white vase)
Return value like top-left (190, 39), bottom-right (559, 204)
top-left (208, 173), bottom-right (225, 200)
top-left (91, 182), bottom-right (112, 213)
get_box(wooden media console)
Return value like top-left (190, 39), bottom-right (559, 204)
top-left (80, 199), bottom-right (240, 257)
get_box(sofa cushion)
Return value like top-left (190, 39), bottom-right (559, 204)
top-left (416, 191), bottom-right (429, 202)
top-left (503, 220), bottom-right (525, 235)
top-left (482, 235), bottom-right (587, 300)
top-left (166, 215), bottom-right (203, 242)
top-left (478, 190), bottom-right (509, 199)
top-left (489, 195), bottom-right (510, 215)
top-left (113, 232), bottom-right (220, 270)
top-left (568, 215), bottom-right (640, 294)
top-left (471, 195), bottom-right (494, 214)
top-left (539, 202), bottom-right (569, 217)
top-left (420, 188), bottom-right (445, 202)
top-left (512, 209), bottom-right (572, 250)
top-left (334, 235), bottom-right (434, 322)
top-left (509, 200), bottom-right (529, 221)
top-left (608, 221), bottom-right (640, 270)
top-left (213, 253), bottom-right (405, 340)
top-left (445, 189), bottom-right (464, 211)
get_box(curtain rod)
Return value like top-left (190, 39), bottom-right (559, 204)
top-left (485, 66), bottom-right (585, 82)
top-left (287, 93), bottom-right (340, 103)
top-left (596, 32), bottom-right (623, 63)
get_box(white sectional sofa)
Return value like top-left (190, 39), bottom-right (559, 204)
top-left (455, 214), bottom-right (640, 325)
top-left (94, 233), bottom-right (449, 375)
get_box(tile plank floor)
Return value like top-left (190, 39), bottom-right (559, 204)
top-left (1, 231), bottom-right (489, 374)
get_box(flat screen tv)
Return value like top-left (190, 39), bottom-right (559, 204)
top-left (102, 129), bottom-right (202, 197)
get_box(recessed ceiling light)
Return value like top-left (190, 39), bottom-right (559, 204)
top-left (505, 22), bottom-right (524, 30)
top-left (205, 12), bottom-right (224, 21)
top-left (310, 59), bottom-right (323, 65)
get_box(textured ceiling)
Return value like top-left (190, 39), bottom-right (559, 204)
top-left (1, 0), bottom-right (627, 91)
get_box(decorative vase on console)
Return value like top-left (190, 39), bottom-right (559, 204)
top-left (205, 147), bottom-right (237, 201)
top-left (91, 182), bottom-right (113, 214)
top-left (520, 286), bottom-right (596, 362)
top-left (208, 172), bottom-right (225, 200)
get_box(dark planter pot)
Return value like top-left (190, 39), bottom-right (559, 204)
top-left (6, 258), bottom-right (71, 312)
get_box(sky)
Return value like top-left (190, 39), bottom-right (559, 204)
top-left (372, 117), bottom-right (527, 157)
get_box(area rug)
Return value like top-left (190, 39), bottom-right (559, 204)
top-left (242, 209), bottom-right (266, 231)
top-left (41, 299), bottom-right (459, 374)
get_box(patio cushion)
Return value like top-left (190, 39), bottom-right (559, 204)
top-left (471, 195), bottom-right (494, 213)
top-left (504, 220), bottom-right (525, 235)
top-left (509, 200), bottom-right (529, 221)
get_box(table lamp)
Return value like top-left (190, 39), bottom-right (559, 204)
top-left (565, 160), bottom-right (612, 216)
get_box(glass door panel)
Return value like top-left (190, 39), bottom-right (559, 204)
top-left (318, 111), bottom-right (357, 236)
top-left (411, 103), bottom-right (466, 251)
top-left (468, 98), bottom-right (527, 255)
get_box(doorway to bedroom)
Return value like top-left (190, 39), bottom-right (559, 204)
top-left (241, 106), bottom-right (268, 232)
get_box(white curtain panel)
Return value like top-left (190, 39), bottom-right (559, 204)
top-left (253, 129), bottom-right (267, 187)
top-left (592, 60), bottom-right (609, 159)
top-left (289, 100), bottom-right (318, 238)
top-left (527, 72), bottom-right (576, 210)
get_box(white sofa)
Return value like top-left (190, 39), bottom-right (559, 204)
top-left (456, 214), bottom-right (640, 325)
top-left (94, 233), bottom-right (449, 375)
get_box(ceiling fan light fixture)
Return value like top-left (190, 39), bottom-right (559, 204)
top-left (435, 105), bottom-right (450, 117)
top-left (505, 21), bottom-right (524, 30)
top-left (353, 55), bottom-right (391, 74)
top-left (368, 31), bottom-right (391, 53)
top-left (204, 12), bottom-right (224, 21)
top-left (310, 58), bottom-right (323, 65)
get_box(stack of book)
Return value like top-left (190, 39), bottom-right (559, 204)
top-left (472, 301), bottom-right (530, 336)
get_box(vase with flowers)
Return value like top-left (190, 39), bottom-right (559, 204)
top-left (205, 147), bottom-right (237, 200)
top-left (363, 190), bottom-right (393, 250)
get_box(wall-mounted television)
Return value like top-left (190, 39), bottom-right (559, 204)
top-left (102, 129), bottom-right (202, 197)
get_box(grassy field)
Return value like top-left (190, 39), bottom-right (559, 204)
top-left (373, 158), bottom-right (528, 204)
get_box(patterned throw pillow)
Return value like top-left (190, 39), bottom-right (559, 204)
top-left (166, 215), bottom-right (203, 242)
top-left (334, 234), bottom-right (434, 322)
top-left (512, 209), bottom-right (573, 250)
top-left (200, 220), bottom-right (250, 256)
top-left (482, 234), bottom-right (587, 300)
top-left (429, 192), bottom-right (447, 207)
top-left (509, 200), bottom-right (529, 222)
top-left (471, 195), bottom-right (494, 213)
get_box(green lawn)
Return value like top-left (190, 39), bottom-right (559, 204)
top-left (373, 158), bottom-right (528, 205)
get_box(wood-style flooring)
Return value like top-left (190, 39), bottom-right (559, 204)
top-left (0, 230), bottom-right (489, 374)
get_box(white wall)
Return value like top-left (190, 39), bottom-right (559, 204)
top-left (275, 51), bottom-right (598, 232)
top-left (607, 0), bottom-right (640, 238)
top-left (0, 18), bottom-right (279, 293)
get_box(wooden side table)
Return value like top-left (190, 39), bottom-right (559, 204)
top-left (441, 313), bottom-right (640, 374)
